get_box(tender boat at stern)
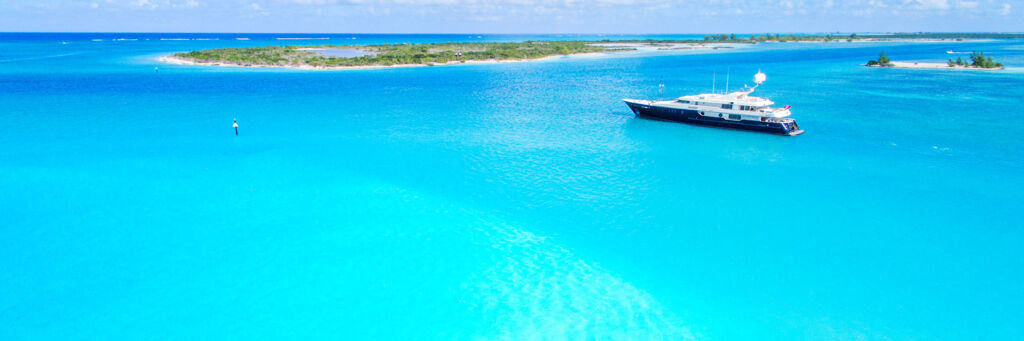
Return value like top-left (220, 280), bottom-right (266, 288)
top-left (624, 72), bottom-right (803, 136)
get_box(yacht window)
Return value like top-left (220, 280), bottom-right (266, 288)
top-left (728, 114), bottom-right (742, 120)
top-left (678, 100), bottom-right (690, 104)
top-left (721, 104), bottom-right (733, 109)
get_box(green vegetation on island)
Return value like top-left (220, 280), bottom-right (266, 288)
top-left (867, 51), bottom-right (893, 66)
top-left (965, 51), bottom-right (1003, 68)
top-left (872, 50), bottom-right (1003, 69)
top-left (699, 33), bottom-right (860, 43)
top-left (174, 41), bottom-right (616, 68)
top-left (878, 32), bottom-right (1024, 40)
top-left (947, 52), bottom-right (1003, 68)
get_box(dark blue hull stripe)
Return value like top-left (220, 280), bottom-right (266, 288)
top-left (626, 102), bottom-right (800, 135)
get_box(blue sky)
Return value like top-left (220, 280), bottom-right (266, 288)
top-left (0, 0), bottom-right (1019, 33)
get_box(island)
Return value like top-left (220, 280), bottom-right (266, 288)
top-left (867, 51), bottom-right (1004, 70)
top-left (163, 33), bottom-right (1024, 70)
top-left (161, 41), bottom-right (724, 70)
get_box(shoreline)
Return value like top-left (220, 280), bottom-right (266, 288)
top-left (868, 61), bottom-right (1004, 70)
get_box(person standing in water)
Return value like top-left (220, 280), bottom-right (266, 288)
top-left (233, 118), bottom-right (239, 136)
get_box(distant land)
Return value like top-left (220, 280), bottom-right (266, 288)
top-left (163, 33), bottom-right (1024, 70)
top-left (164, 41), bottom-right (732, 70)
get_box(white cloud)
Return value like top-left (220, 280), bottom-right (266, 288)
top-left (393, 0), bottom-right (463, 4)
top-left (954, 1), bottom-right (977, 9)
top-left (288, 0), bottom-right (343, 4)
top-left (1000, 2), bottom-right (1011, 15)
top-left (910, 0), bottom-right (950, 10)
top-left (133, 0), bottom-right (157, 9)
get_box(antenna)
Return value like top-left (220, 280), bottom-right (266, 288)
top-left (725, 68), bottom-right (730, 93)
top-left (712, 71), bottom-right (716, 94)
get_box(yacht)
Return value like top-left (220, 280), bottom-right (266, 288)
top-left (624, 72), bottom-right (803, 136)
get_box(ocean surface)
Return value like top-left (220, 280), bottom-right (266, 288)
top-left (1, 33), bottom-right (1022, 340)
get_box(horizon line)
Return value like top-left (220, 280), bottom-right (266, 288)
top-left (3, 31), bottom-right (1024, 35)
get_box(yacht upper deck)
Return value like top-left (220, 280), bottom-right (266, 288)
top-left (677, 90), bottom-right (774, 107)
top-left (649, 88), bottom-right (791, 118)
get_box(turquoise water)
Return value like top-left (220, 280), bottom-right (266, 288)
top-left (2, 34), bottom-right (1023, 340)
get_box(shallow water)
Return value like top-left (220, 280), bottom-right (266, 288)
top-left (1, 34), bottom-right (1022, 340)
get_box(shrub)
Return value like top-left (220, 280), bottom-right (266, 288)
top-left (877, 51), bottom-right (891, 66)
